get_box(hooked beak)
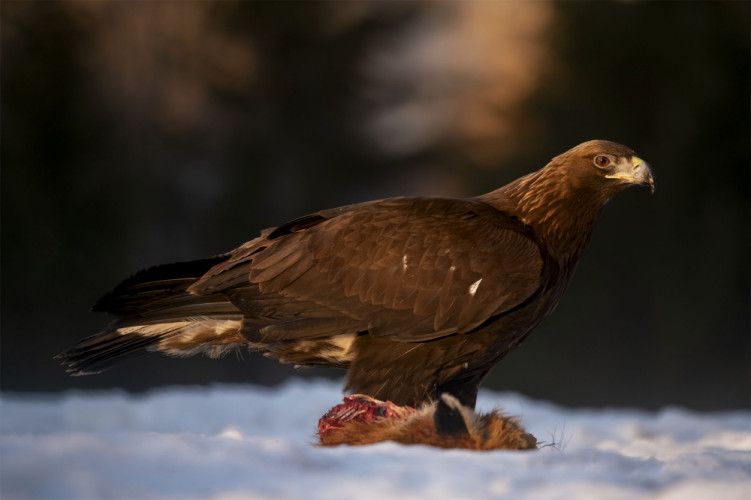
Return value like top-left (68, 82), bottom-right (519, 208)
top-left (605, 156), bottom-right (655, 194)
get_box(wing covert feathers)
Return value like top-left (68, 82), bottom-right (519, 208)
top-left (191, 197), bottom-right (546, 342)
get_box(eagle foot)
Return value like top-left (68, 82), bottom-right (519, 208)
top-left (317, 394), bottom-right (537, 450)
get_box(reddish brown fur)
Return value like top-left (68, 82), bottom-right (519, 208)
top-left (318, 399), bottom-right (537, 450)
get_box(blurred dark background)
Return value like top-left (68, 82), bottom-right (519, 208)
top-left (2, 1), bottom-right (748, 410)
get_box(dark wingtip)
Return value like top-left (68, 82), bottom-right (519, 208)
top-left (92, 256), bottom-right (227, 313)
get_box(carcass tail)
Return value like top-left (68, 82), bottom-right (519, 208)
top-left (57, 256), bottom-right (245, 375)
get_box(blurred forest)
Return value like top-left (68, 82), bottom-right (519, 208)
top-left (1, 1), bottom-right (748, 410)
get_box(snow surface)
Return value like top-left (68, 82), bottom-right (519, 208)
top-left (1, 379), bottom-right (749, 500)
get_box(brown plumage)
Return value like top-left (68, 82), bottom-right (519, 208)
top-left (58, 140), bottom-right (654, 419)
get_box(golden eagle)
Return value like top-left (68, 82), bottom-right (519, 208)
top-left (58, 140), bottom-right (653, 443)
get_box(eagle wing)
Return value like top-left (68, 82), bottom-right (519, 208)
top-left (190, 197), bottom-right (546, 343)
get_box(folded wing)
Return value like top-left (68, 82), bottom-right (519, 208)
top-left (190, 197), bottom-right (547, 343)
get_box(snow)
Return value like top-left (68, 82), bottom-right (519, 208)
top-left (1, 379), bottom-right (749, 500)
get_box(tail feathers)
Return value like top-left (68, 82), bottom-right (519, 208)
top-left (57, 318), bottom-right (245, 375)
top-left (57, 324), bottom-right (172, 375)
top-left (59, 256), bottom-right (246, 375)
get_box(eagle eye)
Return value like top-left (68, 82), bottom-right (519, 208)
top-left (594, 155), bottom-right (611, 168)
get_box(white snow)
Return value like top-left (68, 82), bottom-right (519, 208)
top-left (1, 379), bottom-right (749, 500)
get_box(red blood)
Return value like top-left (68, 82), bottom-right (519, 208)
top-left (318, 394), bottom-right (415, 437)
